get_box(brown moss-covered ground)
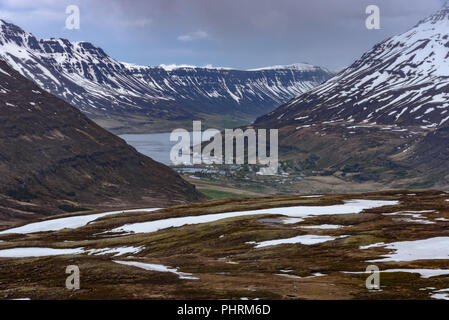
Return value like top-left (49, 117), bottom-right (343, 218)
top-left (1, 190), bottom-right (449, 300)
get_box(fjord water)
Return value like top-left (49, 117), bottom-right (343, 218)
top-left (120, 132), bottom-right (207, 165)
top-left (120, 133), bottom-right (174, 165)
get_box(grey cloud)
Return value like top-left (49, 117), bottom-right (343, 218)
top-left (178, 30), bottom-right (209, 42)
top-left (0, 0), bottom-right (446, 69)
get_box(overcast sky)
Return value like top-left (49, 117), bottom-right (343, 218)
top-left (0, 0), bottom-right (445, 70)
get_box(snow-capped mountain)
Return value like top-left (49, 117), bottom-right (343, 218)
top-left (251, 4), bottom-right (449, 189)
top-left (0, 20), bottom-right (333, 132)
top-left (256, 3), bottom-right (449, 129)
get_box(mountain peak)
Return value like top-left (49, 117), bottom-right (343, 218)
top-left (73, 41), bottom-right (108, 58)
top-left (247, 62), bottom-right (323, 72)
top-left (417, 2), bottom-right (449, 25)
top-left (0, 59), bottom-right (203, 220)
top-left (0, 19), bottom-right (333, 132)
top-left (0, 19), bottom-right (28, 39)
top-left (255, 3), bottom-right (449, 129)
top-left (0, 19), bottom-right (41, 50)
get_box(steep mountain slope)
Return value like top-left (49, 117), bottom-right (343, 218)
top-left (0, 59), bottom-right (203, 228)
top-left (0, 20), bottom-right (333, 133)
top-left (253, 4), bottom-right (449, 189)
top-left (257, 4), bottom-right (449, 129)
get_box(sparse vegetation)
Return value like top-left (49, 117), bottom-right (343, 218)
top-left (1, 191), bottom-right (449, 300)
top-left (57, 204), bottom-right (90, 213)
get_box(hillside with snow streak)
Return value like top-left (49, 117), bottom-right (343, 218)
top-left (0, 20), bottom-right (332, 132)
top-left (252, 3), bottom-right (449, 190)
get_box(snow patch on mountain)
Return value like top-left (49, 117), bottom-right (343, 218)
top-left (256, 4), bottom-right (449, 129)
top-left (0, 19), bottom-right (333, 121)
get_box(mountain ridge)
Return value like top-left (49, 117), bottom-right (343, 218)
top-left (255, 4), bottom-right (449, 130)
top-left (0, 59), bottom-right (203, 228)
top-left (0, 19), bottom-right (333, 133)
top-left (252, 4), bottom-right (449, 190)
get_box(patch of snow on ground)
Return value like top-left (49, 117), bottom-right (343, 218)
top-left (111, 200), bottom-right (398, 234)
top-left (383, 211), bottom-right (436, 224)
top-left (86, 246), bottom-right (144, 257)
top-left (0, 245), bottom-right (144, 258)
top-left (431, 289), bottom-right (449, 300)
top-left (114, 260), bottom-right (198, 280)
top-left (0, 247), bottom-right (84, 258)
top-left (217, 257), bottom-right (239, 265)
top-left (255, 235), bottom-right (347, 248)
top-left (301, 224), bottom-right (346, 229)
top-left (344, 269), bottom-right (449, 278)
top-left (275, 272), bottom-right (326, 279)
top-left (282, 218), bottom-right (304, 224)
top-left (392, 218), bottom-right (435, 224)
top-left (0, 208), bottom-right (160, 234)
top-left (361, 237), bottom-right (449, 262)
top-left (300, 195), bottom-right (323, 198)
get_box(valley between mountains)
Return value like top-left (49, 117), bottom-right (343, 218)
top-left (0, 59), bottom-right (204, 229)
top-left (1, 2), bottom-right (449, 302)
top-left (0, 19), bottom-right (333, 133)
top-left (187, 3), bottom-right (449, 193)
